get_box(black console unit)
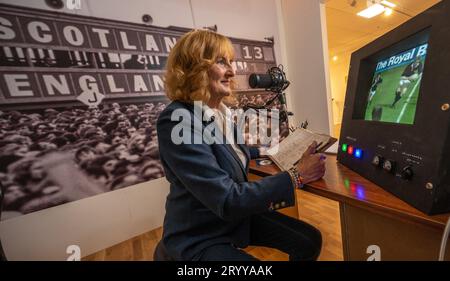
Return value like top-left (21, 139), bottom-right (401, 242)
top-left (337, 1), bottom-right (450, 215)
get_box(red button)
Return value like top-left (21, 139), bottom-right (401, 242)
top-left (348, 146), bottom-right (354, 155)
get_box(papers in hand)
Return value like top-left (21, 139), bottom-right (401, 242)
top-left (266, 128), bottom-right (337, 171)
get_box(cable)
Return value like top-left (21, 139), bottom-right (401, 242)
top-left (439, 216), bottom-right (450, 261)
top-left (188, 0), bottom-right (197, 29)
top-left (392, 8), bottom-right (413, 18)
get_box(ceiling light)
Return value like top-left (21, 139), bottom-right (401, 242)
top-left (357, 0), bottom-right (397, 19)
top-left (332, 56), bottom-right (338, 62)
top-left (381, 0), bottom-right (396, 8)
top-left (357, 3), bottom-right (385, 18)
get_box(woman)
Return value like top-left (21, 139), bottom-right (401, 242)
top-left (157, 30), bottom-right (326, 261)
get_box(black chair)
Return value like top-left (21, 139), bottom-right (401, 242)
top-left (0, 182), bottom-right (7, 261)
top-left (153, 240), bottom-right (174, 261)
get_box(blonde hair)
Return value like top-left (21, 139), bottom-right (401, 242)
top-left (164, 29), bottom-right (235, 103)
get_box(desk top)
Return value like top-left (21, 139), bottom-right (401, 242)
top-left (249, 155), bottom-right (450, 229)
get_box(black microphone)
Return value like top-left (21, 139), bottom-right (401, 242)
top-left (248, 73), bottom-right (273, 89)
top-left (246, 65), bottom-right (292, 122)
top-left (248, 65), bottom-right (290, 93)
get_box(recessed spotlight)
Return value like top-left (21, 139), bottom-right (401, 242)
top-left (381, 1), bottom-right (396, 8)
top-left (142, 14), bottom-right (153, 24)
top-left (357, 3), bottom-right (385, 18)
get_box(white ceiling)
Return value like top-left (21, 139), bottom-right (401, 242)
top-left (325, 0), bottom-right (441, 57)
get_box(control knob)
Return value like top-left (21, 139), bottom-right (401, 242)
top-left (401, 166), bottom-right (414, 180)
top-left (372, 155), bottom-right (384, 168)
top-left (383, 160), bottom-right (396, 173)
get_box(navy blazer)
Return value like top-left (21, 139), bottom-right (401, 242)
top-left (157, 101), bottom-right (295, 260)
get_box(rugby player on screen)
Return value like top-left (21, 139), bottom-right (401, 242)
top-left (391, 56), bottom-right (424, 108)
top-left (368, 73), bottom-right (383, 105)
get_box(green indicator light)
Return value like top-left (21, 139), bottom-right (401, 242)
top-left (342, 144), bottom-right (348, 152)
top-left (344, 178), bottom-right (350, 189)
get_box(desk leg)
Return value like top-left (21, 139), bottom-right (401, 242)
top-left (339, 203), bottom-right (351, 261)
top-left (339, 203), bottom-right (450, 261)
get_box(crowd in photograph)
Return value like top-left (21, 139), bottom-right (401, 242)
top-left (0, 102), bottom-right (167, 217)
top-left (0, 92), bottom-right (290, 219)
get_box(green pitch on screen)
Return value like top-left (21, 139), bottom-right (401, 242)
top-left (364, 60), bottom-right (424, 125)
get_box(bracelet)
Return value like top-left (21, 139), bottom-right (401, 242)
top-left (287, 169), bottom-right (297, 189)
top-left (288, 167), bottom-right (305, 189)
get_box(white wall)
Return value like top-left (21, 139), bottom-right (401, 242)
top-left (1, 178), bottom-right (169, 261)
top-left (191, 0), bottom-right (284, 71)
top-left (0, 0), bottom-right (194, 27)
top-left (0, 0), bottom-right (296, 260)
top-left (329, 53), bottom-right (351, 127)
top-left (278, 0), bottom-right (333, 135)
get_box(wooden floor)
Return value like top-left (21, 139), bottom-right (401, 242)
top-left (83, 190), bottom-right (343, 261)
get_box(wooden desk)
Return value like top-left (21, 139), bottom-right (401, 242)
top-left (249, 155), bottom-right (450, 261)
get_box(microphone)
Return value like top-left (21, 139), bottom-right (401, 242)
top-left (246, 65), bottom-right (293, 122)
top-left (248, 65), bottom-right (290, 93)
top-left (248, 73), bottom-right (273, 89)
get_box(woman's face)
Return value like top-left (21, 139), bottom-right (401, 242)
top-left (208, 57), bottom-right (235, 99)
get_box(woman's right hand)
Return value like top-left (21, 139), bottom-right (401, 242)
top-left (296, 141), bottom-right (326, 184)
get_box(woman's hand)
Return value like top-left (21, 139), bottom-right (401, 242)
top-left (296, 141), bottom-right (326, 184)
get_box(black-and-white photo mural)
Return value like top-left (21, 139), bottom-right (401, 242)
top-left (0, 4), bottom-right (286, 219)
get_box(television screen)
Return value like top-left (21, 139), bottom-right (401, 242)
top-left (363, 43), bottom-right (428, 125)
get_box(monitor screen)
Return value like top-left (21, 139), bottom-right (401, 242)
top-left (363, 43), bottom-right (428, 125)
